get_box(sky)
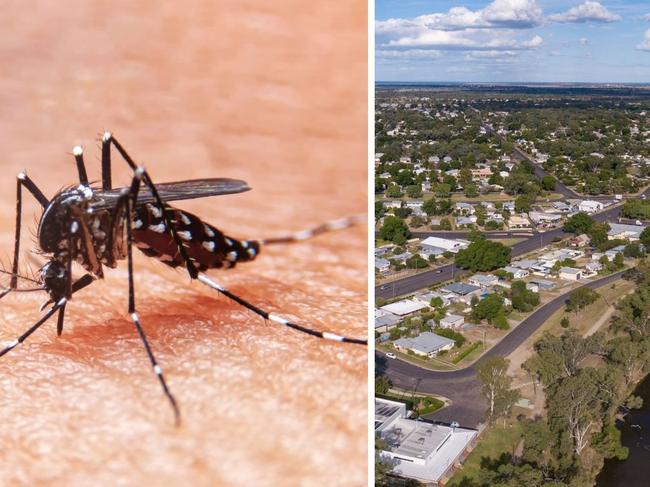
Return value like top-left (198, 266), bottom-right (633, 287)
top-left (376, 1), bottom-right (650, 82)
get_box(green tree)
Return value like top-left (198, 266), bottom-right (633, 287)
top-left (565, 287), bottom-right (599, 314)
top-left (379, 216), bottom-right (410, 245)
top-left (455, 240), bottom-right (511, 272)
top-left (471, 294), bottom-right (506, 324)
top-left (375, 375), bottom-right (392, 395)
top-left (475, 356), bottom-right (520, 423)
top-left (541, 175), bottom-right (557, 191)
top-left (563, 212), bottom-right (595, 235)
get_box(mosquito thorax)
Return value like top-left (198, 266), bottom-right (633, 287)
top-left (37, 186), bottom-right (94, 253)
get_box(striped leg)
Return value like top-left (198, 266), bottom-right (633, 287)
top-left (197, 273), bottom-right (367, 345)
top-left (259, 215), bottom-right (366, 245)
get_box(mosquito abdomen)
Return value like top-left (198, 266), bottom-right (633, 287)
top-left (132, 203), bottom-right (259, 271)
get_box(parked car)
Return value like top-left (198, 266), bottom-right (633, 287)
top-left (386, 352), bottom-right (396, 359)
top-left (636, 220), bottom-right (643, 226)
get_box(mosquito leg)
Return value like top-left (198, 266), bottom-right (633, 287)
top-left (100, 131), bottom-right (112, 190)
top-left (258, 214), bottom-right (366, 245)
top-left (72, 146), bottom-right (89, 185)
top-left (196, 273), bottom-right (367, 345)
top-left (116, 170), bottom-right (181, 425)
top-left (0, 298), bottom-right (66, 358)
top-left (1, 173), bottom-right (49, 299)
top-left (107, 135), bottom-right (199, 279)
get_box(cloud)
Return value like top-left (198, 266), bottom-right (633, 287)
top-left (548, 1), bottom-right (620, 23)
top-left (386, 30), bottom-right (543, 51)
top-left (579, 37), bottom-right (590, 45)
top-left (376, 49), bottom-right (442, 59)
top-left (638, 29), bottom-right (650, 51)
top-left (376, 0), bottom-right (544, 34)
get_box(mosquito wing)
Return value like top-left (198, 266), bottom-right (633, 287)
top-left (91, 178), bottom-right (251, 210)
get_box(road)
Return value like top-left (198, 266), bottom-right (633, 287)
top-left (376, 202), bottom-right (630, 299)
top-left (377, 270), bottom-right (628, 427)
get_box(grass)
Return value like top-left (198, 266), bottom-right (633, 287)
top-left (488, 237), bottom-right (527, 246)
top-left (453, 342), bottom-right (482, 364)
top-left (376, 392), bottom-right (445, 415)
top-left (530, 279), bottom-right (635, 340)
top-left (447, 422), bottom-right (524, 487)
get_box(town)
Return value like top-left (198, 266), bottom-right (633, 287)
top-left (374, 86), bottom-right (650, 486)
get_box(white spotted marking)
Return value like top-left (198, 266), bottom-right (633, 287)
top-left (326, 218), bottom-right (350, 230)
top-left (226, 251), bottom-right (237, 261)
top-left (154, 365), bottom-right (162, 375)
top-left (202, 241), bottom-right (215, 252)
top-left (180, 213), bottom-right (191, 225)
top-left (135, 167), bottom-right (145, 179)
top-left (132, 219), bottom-right (143, 229)
top-left (204, 225), bottom-right (215, 237)
top-left (99, 244), bottom-right (106, 254)
top-left (78, 185), bottom-right (93, 199)
top-left (241, 240), bottom-right (249, 248)
top-left (293, 230), bottom-right (313, 240)
top-left (247, 247), bottom-right (257, 257)
top-left (102, 131), bottom-right (112, 142)
top-left (197, 273), bottom-right (225, 291)
top-left (3, 339), bottom-right (19, 350)
top-left (268, 313), bottom-right (289, 325)
top-left (72, 145), bottom-right (83, 156)
top-left (131, 312), bottom-right (140, 322)
top-left (149, 223), bottom-right (166, 233)
top-left (322, 332), bottom-right (344, 342)
top-left (70, 221), bottom-right (79, 234)
top-left (225, 237), bottom-right (233, 246)
top-left (147, 204), bottom-right (163, 218)
top-left (177, 230), bottom-right (192, 241)
top-left (92, 218), bottom-right (101, 230)
top-left (17, 172), bottom-right (26, 180)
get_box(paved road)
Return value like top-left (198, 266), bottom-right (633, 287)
top-left (376, 203), bottom-right (627, 299)
top-left (377, 270), bottom-right (628, 427)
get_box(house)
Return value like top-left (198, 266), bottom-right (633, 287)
top-left (439, 314), bottom-right (464, 329)
top-left (528, 211), bottom-right (562, 226)
top-left (471, 168), bottom-right (492, 180)
top-left (413, 291), bottom-right (450, 308)
top-left (393, 332), bottom-right (455, 357)
top-left (570, 234), bottom-right (591, 247)
top-left (468, 274), bottom-right (499, 288)
top-left (418, 246), bottom-right (445, 260)
top-left (375, 310), bottom-right (401, 332)
top-left (381, 299), bottom-right (428, 316)
top-left (440, 282), bottom-right (481, 304)
top-left (456, 215), bottom-right (478, 227)
top-left (578, 200), bottom-right (604, 213)
top-left (375, 258), bottom-right (390, 273)
top-left (405, 200), bottom-right (424, 211)
top-left (559, 267), bottom-right (583, 281)
top-left (605, 245), bottom-right (626, 260)
top-left (503, 266), bottom-right (529, 279)
top-left (553, 201), bottom-right (573, 213)
top-left (526, 279), bottom-right (556, 292)
top-left (455, 202), bottom-right (475, 215)
top-left (383, 200), bottom-right (402, 209)
top-left (420, 236), bottom-right (469, 254)
top-left (376, 398), bottom-right (478, 485)
top-left (608, 223), bottom-right (645, 241)
top-left (586, 261), bottom-right (603, 273)
top-left (511, 259), bottom-right (540, 270)
top-left (508, 215), bottom-right (531, 229)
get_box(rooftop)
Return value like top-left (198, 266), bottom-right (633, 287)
top-left (441, 282), bottom-right (480, 295)
top-left (381, 299), bottom-right (427, 316)
top-left (394, 332), bottom-right (455, 354)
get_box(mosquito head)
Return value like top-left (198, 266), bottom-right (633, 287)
top-left (40, 260), bottom-right (68, 301)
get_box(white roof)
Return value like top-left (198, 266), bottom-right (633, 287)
top-left (381, 299), bottom-right (427, 316)
top-left (420, 236), bottom-right (469, 252)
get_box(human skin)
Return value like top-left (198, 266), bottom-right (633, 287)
top-left (0, 1), bottom-right (368, 486)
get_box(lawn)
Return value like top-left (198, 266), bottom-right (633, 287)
top-left (447, 422), bottom-right (523, 487)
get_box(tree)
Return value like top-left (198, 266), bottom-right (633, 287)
top-left (475, 356), bottom-right (520, 423)
top-left (405, 254), bottom-right (429, 269)
top-left (541, 175), bottom-right (557, 191)
top-left (471, 294), bottom-right (506, 324)
top-left (587, 222), bottom-right (610, 249)
top-left (375, 375), bottom-right (392, 395)
top-left (464, 183), bottom-right (479, 198)
top-left (565, 287), bottom-right (599, 314)
top-left (439, 218), bottom-right (452, 231)
top-left (515, 194), bottom-right (534, 213)
top-left (405, 185), bottom-right (422, 198)
top-left (455, 240), bottom-right (511, 272)
top-left (510, 281), bottom-right (539, 312)
top-left (640, 227), bottom-right (650, 250)
top-left (379, 216), bottom-right (410, 245)
top-left (563, 212), bottom-right (595, 235)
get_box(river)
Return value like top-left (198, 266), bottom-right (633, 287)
top-left (596, 374), bottom-right (650, 486)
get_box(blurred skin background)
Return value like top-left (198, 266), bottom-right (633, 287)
top-left (0, 1), bottom-right (367, 485)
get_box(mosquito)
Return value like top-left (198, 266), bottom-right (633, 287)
top-left (0, 132), bottom-right (367, 425)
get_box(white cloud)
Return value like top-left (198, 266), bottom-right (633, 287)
top-left (376, 49), bottom-right (442, 59)
top-left (548, 1), bottom-right (620, 23)
top-left (638, 29), bottom-right (650, 51)
top-left (579, 37), bottom-right (590, 45)
top-left (387, 30), bottom-right (543, 51)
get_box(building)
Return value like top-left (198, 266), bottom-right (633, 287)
top-left (528, 211), bottom-right (562, 226)
top-left (413, 291), bottom-right (449, 308)
top-left (376, 398), bottom-right (478, 485)
top-left (381, 299), bottom-right (428, 316)
top-left (468, 274), bottom-right (499, 288)
top-left (559, 267), bottom-right (583, 281)
top-left (440, 282), bottom-right (482, 304)
top-left (454, 202), bottom-right (475, 216)
top-left (393, 332), bottom-right (455, 357)
top-left (375, 309), bottom-right (402, 333)
top-left (376, 258), bottom-right (390, 273)
top-left (508, 215), bottom-right (531, 229)
top-left (608, 222), bottom-right (645, 241)
top-left (527, 279), bottom-right (556, 292)
top-left (456, 215), bottom-right (477, 227)
top-left (420, 236), bottom-right (469, 254)
top-left (418, 246), bottom-right (445, 260)
top-left (439, 314), bottom-right (464, 329)
top-left (503, 266), bottom-right (529, 279)
top-left (578, 200), bottom-right (604, 213)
